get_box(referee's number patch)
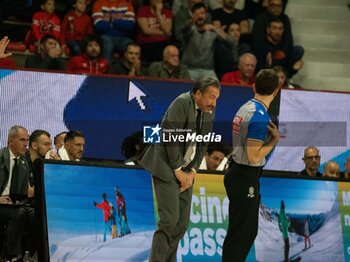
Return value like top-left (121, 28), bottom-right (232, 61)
top-left (232, 116), bottom-right (243, 134)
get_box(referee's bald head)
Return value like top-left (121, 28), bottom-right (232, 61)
top-left (254, 69), bottom-right (279, 96)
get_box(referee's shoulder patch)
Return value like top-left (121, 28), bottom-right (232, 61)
top-left (232, 116), bottom-right (243, 134)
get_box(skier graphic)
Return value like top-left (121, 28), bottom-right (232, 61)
top-left (279, 200), bottom-right (290, 262)
top-left (114, 187), bottom-right (131, 236)
top-left (304, 215), bottom-right (312, 249)
top-left (109, 203), bottom-right (118, 239)
top-left (93, 193), bottom-right (111, 242)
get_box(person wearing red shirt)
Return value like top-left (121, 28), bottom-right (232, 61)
top-left (136, 0), bottom-right (173, 63)
top-left (26, 0), bottom-right (61, 52)
top-left (221, 53), bottom-right (257, 87)
top-left (67, 34), bottom-right (109, 74)
top-left (61, 0), bottom-right (94, 56)
top-left (94, 193), bottom-right (112, 242)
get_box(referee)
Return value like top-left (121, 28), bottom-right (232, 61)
top-left (222, 69), bottom-right (280, 261)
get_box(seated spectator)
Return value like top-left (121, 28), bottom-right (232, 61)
top-left (121, 131), bottom-right (146, 165)
top-left (58, 130), bottom-right (85, 161)
top-left (173, 0), bottom-right (211, 52)
top-left (300, 146), bottom-right (322, 177)
top-left (25, 130), bottom-right (59, 198)
top-left (0, 126), bottom-right (36, 261)
top-left (67, 34), bottom-right (109, 74)
top-left (25, 0), bottom-right (61, 52)
top-left (26, 130), bottom-right (59, 167)
top-left (136, 0), bottom-right (173, 63)
top-left (92, 0), bottom-right (135, 63)
top-left (214, 22), bottom-right (251, 79)
top-left (147, 45), bottom-right (191, 79)
top-left (323, 161), bottom-right (340, 179)
top-left (181, 3), bottom-right (230, 81)
top-left (273, 65), bottom-right (289, 88)
top-left (199, 142), bottom-right (231, 171)
top-left (253, 17), bottom-right (303, 77)
top-left (60, 0), bottom-right (94, 56)
top-left (0, 36), bottom-right (16, 68)
top-left (54, 131), bottom-right (67, 153)
top-left (252, 0), bottom-right (303, 77)
top-left (25, 34), bottom-right (66, 71)
top-left (172, 0), bottom-right (188, 15)
top-left (109, 43), bottom-right (147, 76)
top-left (211, 0), bottom-right (250, 35)
top-left (340, 156), bottom-right (350, 179)
top-left (244, 0), bottom-right (288, 20)
top-left (221, 53), bottom-right (256, 86)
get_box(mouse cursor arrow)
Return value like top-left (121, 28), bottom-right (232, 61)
top-left (128, 81), bottom-right (146, 110)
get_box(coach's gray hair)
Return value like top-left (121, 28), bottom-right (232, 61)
top-left (192, 77), bottom-right (221, 93)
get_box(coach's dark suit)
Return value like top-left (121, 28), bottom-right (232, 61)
top-left (0, 147), bottom-right (34, 256)
top-left (140, 92), bottom-right (216, 261)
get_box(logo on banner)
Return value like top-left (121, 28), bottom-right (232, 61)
top-left (143, 124), bottom-right (162, 143)
top-left (143, 123), bottom-right (222, 144)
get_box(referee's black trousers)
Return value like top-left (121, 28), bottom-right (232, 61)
top-left (222, 161), bottom-right (261, 262)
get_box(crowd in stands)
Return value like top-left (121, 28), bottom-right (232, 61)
top-left (0, 0), bottom-right (303, 86)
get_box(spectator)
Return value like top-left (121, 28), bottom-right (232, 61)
top-left (199, 142), bottom-right (231, 171)
top-left (323, 161), bottom-right (340, 178)
top-left (147, 45), bottom-right (191, 79)
top-left (173, 0), bottom-right (210, 51)
top-left (251, 0), bottom-right (303, 77)
top-left (221, 53), bottom-right (257, 86)
top-left (58, 130), bottom-right (85, 161)
top-left (92, 0), bottom-right (135, 62)
top-left (120, 131), bottom-right (146, 165)
top-left (0, 36), bottom-right (16, 68)
top-left (25, 34), bottom-right (66, 71)
top-left (136, 0), bottom-right (173, 63)
top-left (253, 17), bottom-right (303, 77)
top-left (109, 43), bottom-right (147, 76)
top-left (54, 131), bottom-right (67, 153)
top-left (60, 0), bottom-right (94, 56)
top-left (27, 130), bottom-right (59, 165)
top-left (25, 130), bottom-right (59, 199)
top-left (244, 0), bottom-right (288, 20)
top-left (273, 65), bottom-right (289, 88)
top-left (340, 156), bottom-right (350, 179)
top-left (25, 0), bottom-right (61, 52)
top-left (300, 146), bottom-right (322, 177)
top-left (67, 34), bottom-right (109, 74)
top-left (214, 22), bottom-right (251, 79)
top-left (211, 0), bottom-right (250, 35)
top-left (172, 0), bottom-right (188, 15)
top-left (0, 126), bottom-right (36, 261)
top-left (181, 3), bottom-right (230, 81)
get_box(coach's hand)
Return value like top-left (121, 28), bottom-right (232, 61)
top-left (179, 171), bottom-right (196, 192)
top-left (174, 169), bottom-right (188, 188)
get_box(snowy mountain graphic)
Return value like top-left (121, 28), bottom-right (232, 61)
top-left (255, 196), bottom-right (344, 262)
top-left (50, 231), bottom-right (154, 262)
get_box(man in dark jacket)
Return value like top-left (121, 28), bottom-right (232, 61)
top-left (0, 126), bottom-right (36, 261)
